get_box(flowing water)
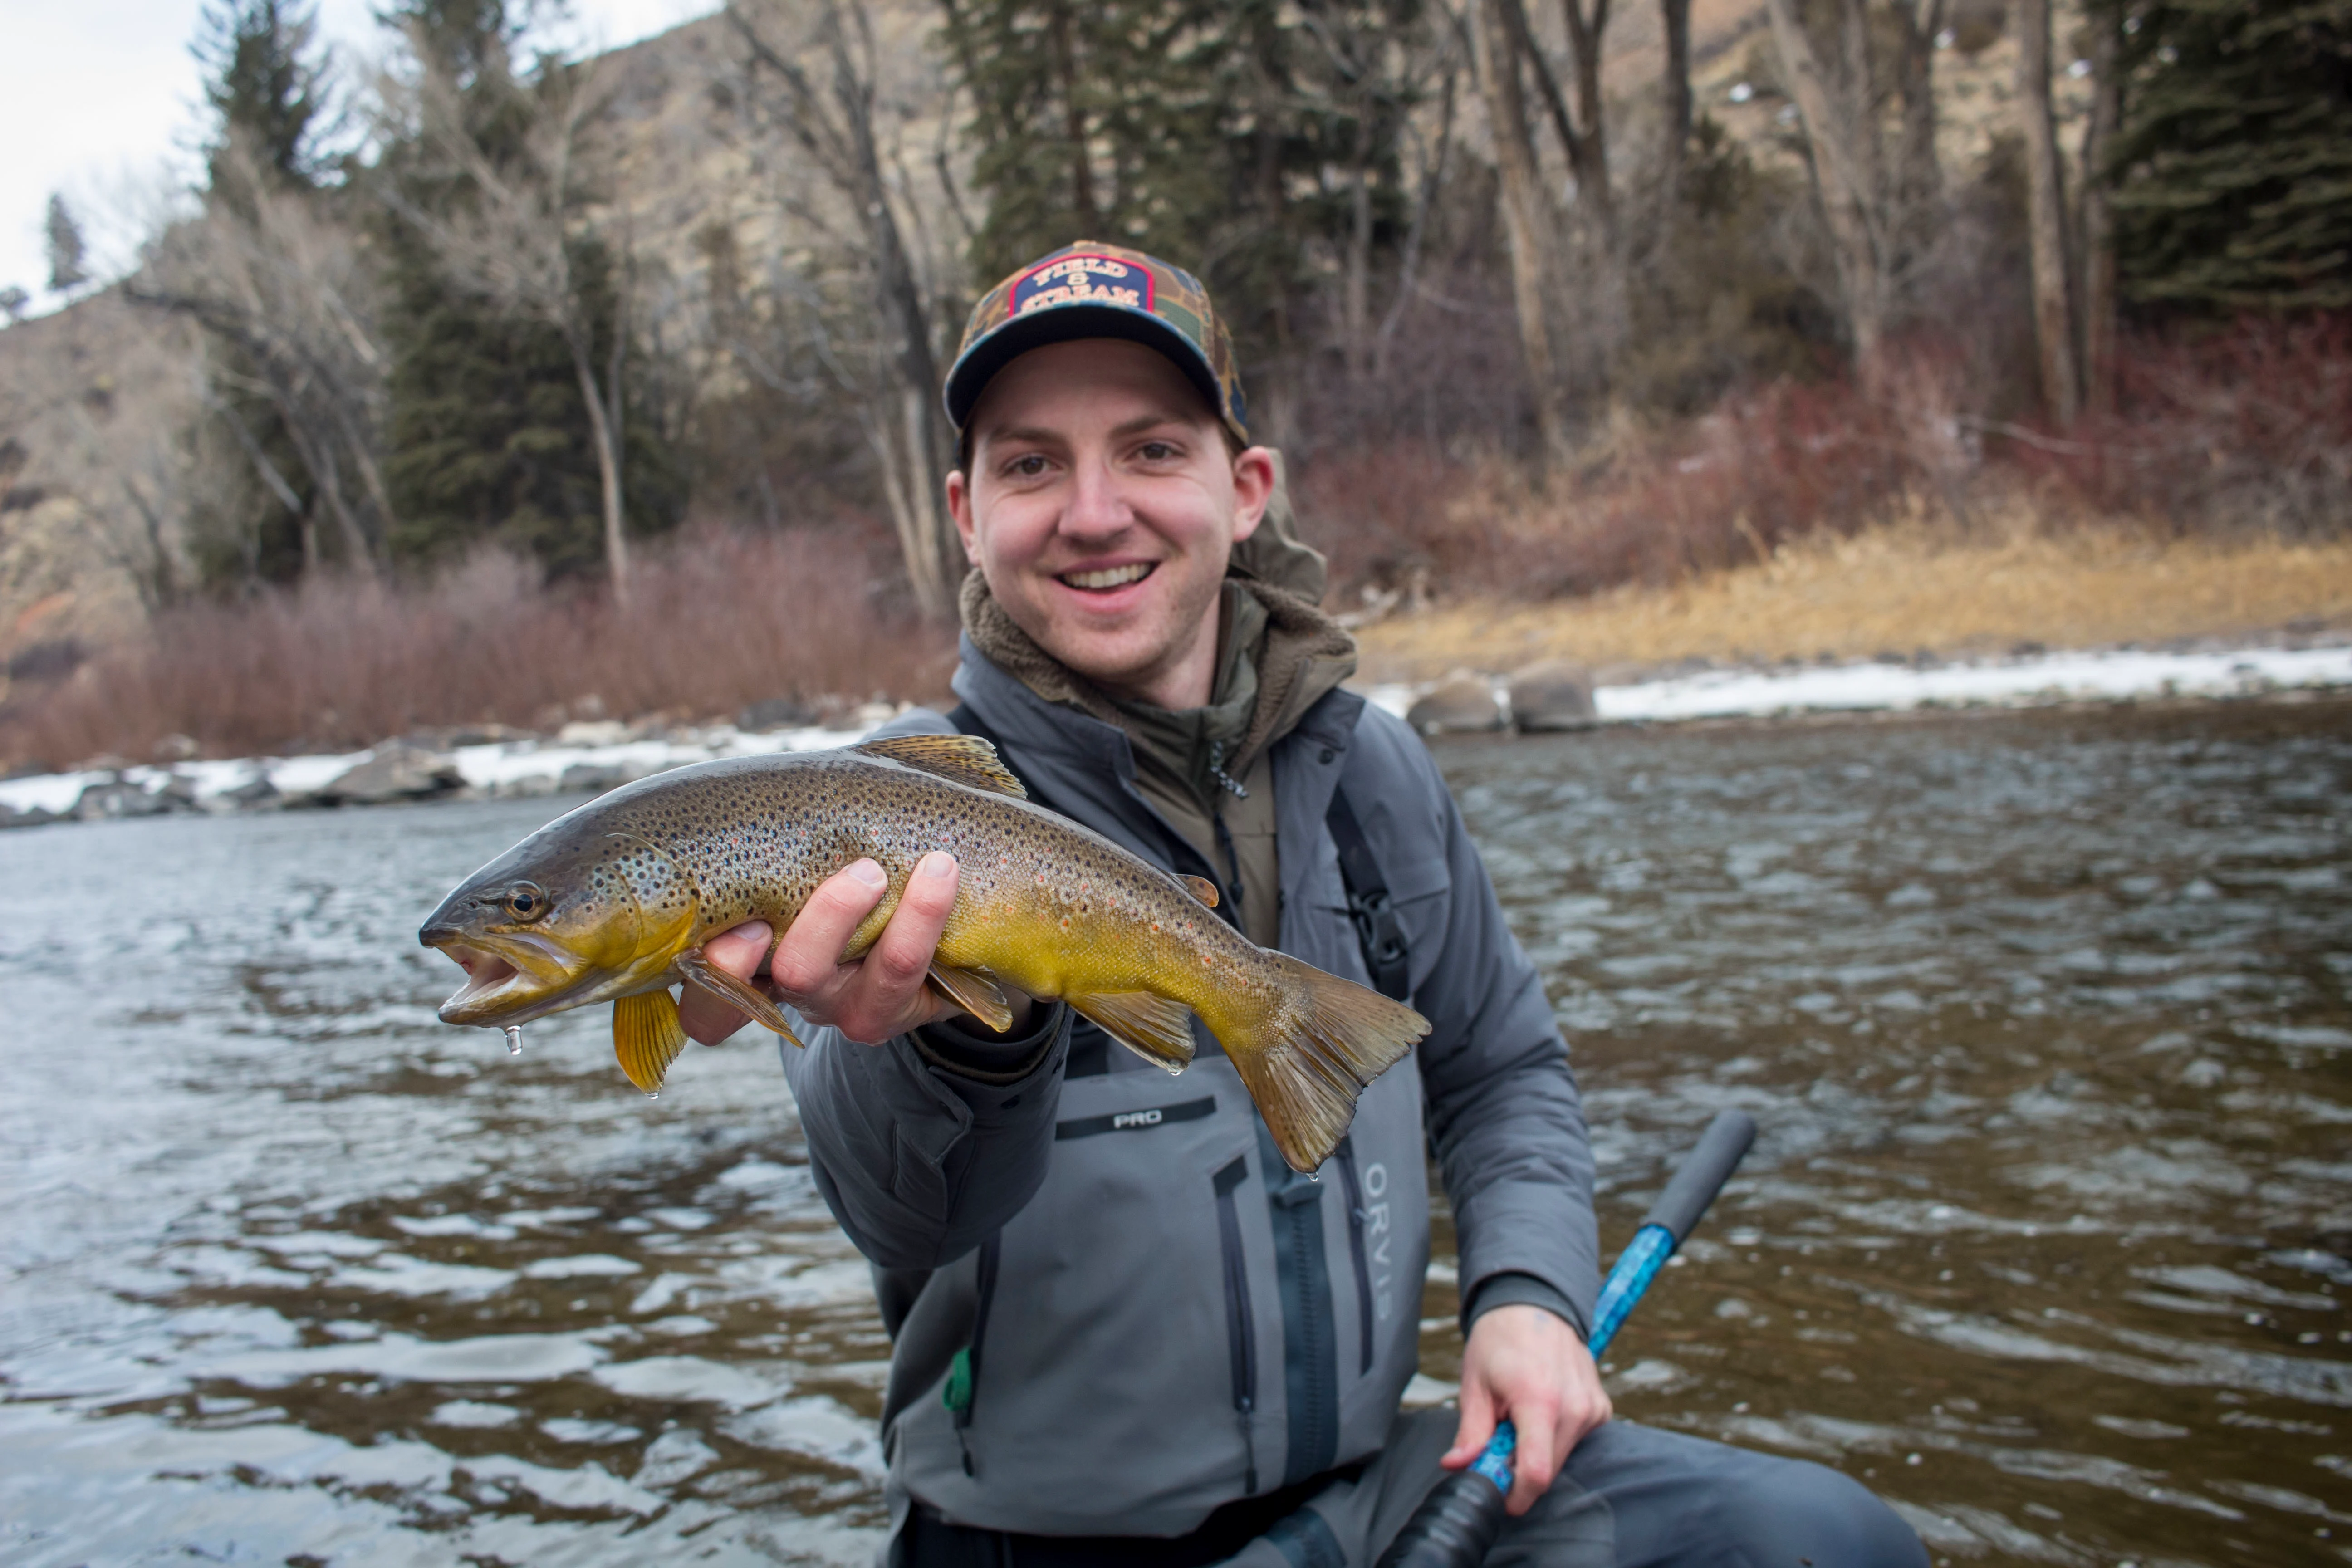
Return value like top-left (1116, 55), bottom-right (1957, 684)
top-left (2, 699), bottom-right (2346, 1566)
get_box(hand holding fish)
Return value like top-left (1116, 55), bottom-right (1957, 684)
top-left (420, 738), bottom-right (1426, 1170)
top-left (678, 853), bottom-right (1032, 1047)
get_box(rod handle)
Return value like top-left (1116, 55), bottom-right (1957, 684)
top-left (1639, 1110), bottom-right (1756, 1243)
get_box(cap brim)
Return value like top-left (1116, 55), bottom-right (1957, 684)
top-left (944, 302), bottom-right (1230, 439)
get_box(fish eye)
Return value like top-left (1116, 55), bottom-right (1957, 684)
top-left (502, 883), bottom-right (550, 921)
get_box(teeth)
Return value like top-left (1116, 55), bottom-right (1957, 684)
top-left (1063, 563), bottom-right (1152, 590)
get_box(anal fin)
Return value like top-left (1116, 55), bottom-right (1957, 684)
top-left (677, 947), bottom-right (805, 1047)
top-left (1067, 991), bottom-right (1198, 1073)
top-left (929, 963), bottom-right (1017, 1033)
top-left (614, 989), bottom-right (690, 1095)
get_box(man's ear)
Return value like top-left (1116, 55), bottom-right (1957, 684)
top-left (945, 467), bottom-right (981, 561)
top-left (1230, 446), bottom-right (1276, 544)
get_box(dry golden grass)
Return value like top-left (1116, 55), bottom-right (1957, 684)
top-left (1352, 504), bottom-right (2352, 683)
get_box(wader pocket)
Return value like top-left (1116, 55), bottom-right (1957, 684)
top-left (944, 1230), bottom-right (1001, 1476)
top-left (1213, 1154), bottom-right (1260, 1494)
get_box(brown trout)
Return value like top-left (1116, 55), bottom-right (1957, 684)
top-left (418, 734), bottom-right (1427, 1171)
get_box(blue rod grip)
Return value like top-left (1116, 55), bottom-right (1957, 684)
top-left (1376, 1112), bottom-right (1757, 1568)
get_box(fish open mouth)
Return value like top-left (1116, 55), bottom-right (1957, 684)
top-left (433, 942), bottom-right (529, 1018)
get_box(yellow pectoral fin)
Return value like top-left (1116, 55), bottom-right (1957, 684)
top-left (676, 948), bottom-right (806, 1046)
top-left (613, 989), bottom-right (688, 1096)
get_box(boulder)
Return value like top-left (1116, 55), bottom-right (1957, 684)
top-left (559, 761), bottom-right (628, 795)
top-left (1406, 671), bottom-right (1504, 735)
top-left (1509, 658), bottom-right (1599, 732)
top-left (556, 720), bottom-right (630, 747)
top-left (74, 777), bottom-right (179, 819)
top-left (317, 744), bottom-right (464, 806)
top-left (739, 696), bottom-right (817, 732)
top-left (217, 774), bottom-right (281, 810)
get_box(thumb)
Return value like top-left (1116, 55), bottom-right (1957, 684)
top-left (1443, 1377), bottom-right (1497, 1470)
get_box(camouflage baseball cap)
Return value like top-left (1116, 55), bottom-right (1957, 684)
top-left (944, 241), bottom-right (1250, 449)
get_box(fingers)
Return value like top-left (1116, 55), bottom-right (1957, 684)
top-left (678, 921), bottom-right (772, 1044)
top-left (1506, 1402), bottom-right (1560, 1516)
top-left (769, 860), bottom-right (891, 996)
top-left (865, 852), bottom-right (958, 992)
top-left (768, 854), bottom-right (961, 1045)
top-left (1441, 1377), bottom-right (1496, 1471)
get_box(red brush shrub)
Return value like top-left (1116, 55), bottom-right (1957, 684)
top-left (1295, 336), bottom-right (1980, 604)
top-left (2009, 313), bottom-right (2352, 533)
top-left (0, 525), bottom-right (956, 768)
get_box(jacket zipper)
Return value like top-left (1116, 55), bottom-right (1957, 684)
top-left (1213, 1155), bottom-right (1260, 1494)
top-left (945, 1230), bottom-right (1001, 1477)
top-left (1335, 1136), bottom-right (1376, 1376)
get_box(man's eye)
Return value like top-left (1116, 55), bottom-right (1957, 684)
top-left (1006, 454), bottom-right (1048, 478)
top-left (1137, 441), bottom-right (1177, 461)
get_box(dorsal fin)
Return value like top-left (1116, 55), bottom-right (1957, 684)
top-left (853, 734), bottom-right (1029, 799)
top-left (1180, 875), bottom-right (1220, 908)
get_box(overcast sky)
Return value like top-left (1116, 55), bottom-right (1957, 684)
top-left (0, 0), bottom-right (714, 316)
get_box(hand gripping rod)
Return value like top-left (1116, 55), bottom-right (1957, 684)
top-left (1373, 1110), bottom-right (1758, 1568)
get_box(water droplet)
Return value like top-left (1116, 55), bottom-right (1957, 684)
top-left (646, 1090), bottom-right (659, 1100)
top-left (504, 1024), bottom-right (523, 1056)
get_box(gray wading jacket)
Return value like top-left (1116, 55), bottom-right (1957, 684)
top-left (777, 638), bottom-right (1598, 1539)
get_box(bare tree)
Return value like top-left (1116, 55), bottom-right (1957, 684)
top-left (1657, 0), bottom-right (1692, 208)
top-left (1765, 0), bottom-right (1887, 367)
top-left (390, 39), bottom-right (641, 599)
top-left (2016, 0), bottom-right (2081, 424)
top-left (2078, 0), bottom-right (2122, 419)
top-left (132, 133), bottom-right (391, 573)
top-left (1886, 0), bottom-right (1947, 267)
top-left (1473, 0), bottom-right (1571, 457)
top-left (723, 0), bottom-right (965, 617)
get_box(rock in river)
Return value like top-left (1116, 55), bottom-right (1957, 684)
top-left (1407, 671), bottom-right (1505, 735)
top-left (1509, 658), bottom-right (1598, 732)
top-left (315, 744), bottom-right (464, 806)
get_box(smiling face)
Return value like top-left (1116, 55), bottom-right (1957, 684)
top-left (946, 338), bottom-right (1274, 710)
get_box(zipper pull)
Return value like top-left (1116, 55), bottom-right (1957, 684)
top-left (1208, 741), bottom-right (1249, 799)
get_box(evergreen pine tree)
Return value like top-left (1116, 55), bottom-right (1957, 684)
top-left (44, 195), bottom-right (89, 294)
top-left (938, 0), bottom-right (1419, 384)
top-left (375, 0), bottom-right (681, 575)
top-left (194, 0), bottom-right (330, 189)
top-left (185, 0), bottom-right (338, 585)
top-left (2107, 0), bottom-right (2352, 311)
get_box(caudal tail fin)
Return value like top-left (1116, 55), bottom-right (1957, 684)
top-left (1223, 954), bottom-right (1428, 1173)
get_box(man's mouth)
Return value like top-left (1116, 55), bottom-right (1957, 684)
top-left (1059, 562), bottom-right (1155, 592)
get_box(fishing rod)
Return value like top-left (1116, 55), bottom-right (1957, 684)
top-left (1375, 1109), bottom-right (1759, 1568)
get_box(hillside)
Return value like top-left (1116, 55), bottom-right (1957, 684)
top-left (0, 0), bottom-right (2126, 698)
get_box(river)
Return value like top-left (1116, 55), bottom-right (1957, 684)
top-left (2, 698), bottom-right (2346, 1566)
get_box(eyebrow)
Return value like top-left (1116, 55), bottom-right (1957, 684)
top-left (980, 409), bottom-right (1201, 450)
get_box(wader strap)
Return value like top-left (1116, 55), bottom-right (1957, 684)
top-left (1325, 788), bottom-right (1411, 1002)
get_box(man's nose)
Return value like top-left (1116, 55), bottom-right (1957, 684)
top-left (1059, 456), bottom-right (1132, 539)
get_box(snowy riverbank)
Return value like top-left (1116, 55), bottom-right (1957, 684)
top-left (6, 641), bottom-right (2349, 828)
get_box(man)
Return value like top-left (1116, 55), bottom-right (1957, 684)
top-left (684, 243), bottom-right (1926, 1566)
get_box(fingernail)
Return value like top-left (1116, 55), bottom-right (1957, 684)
top-left (848, 859), bottom-right (887, 887)
top-left (734, 921), bottom-right (773, 943)
top-left (921, 852), bottom-right (956, 879)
